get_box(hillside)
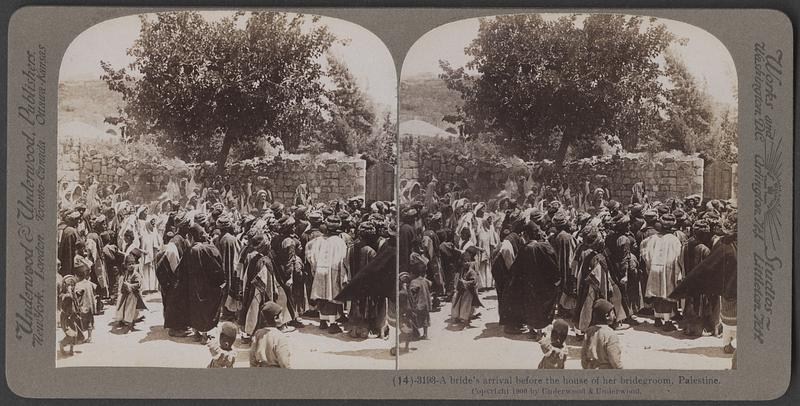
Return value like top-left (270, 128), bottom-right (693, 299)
top-left (399, 73), bottom-right (462, 131)
top-left (58, 80), bottom-right (124, 129)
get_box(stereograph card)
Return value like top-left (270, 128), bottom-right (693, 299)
top-left (3, 5), bottom-right (794, 400)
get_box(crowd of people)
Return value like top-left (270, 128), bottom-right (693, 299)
top-left (398, 176), bottom-right (738, 369)
top-left (56, 174), bottom-right (397, 368)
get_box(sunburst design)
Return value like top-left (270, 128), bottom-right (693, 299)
top-left (763, 138), bottom-right (783, 251)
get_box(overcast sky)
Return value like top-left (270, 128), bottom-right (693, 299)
top-left (59, 11), bottom-right (397, 115)
top-left (401, 14), bottom-right (738, 108)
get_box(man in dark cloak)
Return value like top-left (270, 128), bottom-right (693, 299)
top-left (58, 211), bottom-right (81, 276)
top-left (172, 224), bottom-right (225, 343)
top-left (398, 208), bottom-right (418, 272)
top-left (505, 222), bottom-right (560, 340)
top-left (215, 215), bottom-right (243, 322)
top-left (156, 212), bottom-right (191, 336)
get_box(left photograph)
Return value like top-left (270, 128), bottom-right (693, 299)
top-left (56, 11), bottom-right (398, 369)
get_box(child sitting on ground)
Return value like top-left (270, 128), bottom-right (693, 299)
top-left (250, 302), bottom-right (292, 368)
top-left (538, 319), bottom-right (570, 369)
top-left (207, 321), bottom-right (239, 368)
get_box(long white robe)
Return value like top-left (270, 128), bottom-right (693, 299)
top-left (306, 235), bottom-right (349, 303)
top-left (641, 232), bottom-right (684, 300)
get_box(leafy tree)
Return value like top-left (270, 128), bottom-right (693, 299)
top-left (323, 55), bottom-right (376, 155)
top-left (440, 14), bottom-right (678, 161)
top-left (102, 11), bottom-right (337, 172)
top-left (653, 50), bottom-right (715, 154)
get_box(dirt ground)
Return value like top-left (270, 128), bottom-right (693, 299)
top-left (56, 292), bottom-right (396, 369)
top-left (398, 289), bottom-right (735, 370)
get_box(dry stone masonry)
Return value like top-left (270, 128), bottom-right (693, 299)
top-left (58, 137), bottom-right (366, 205)
top-left (400, 136), bottom-right (706, 203)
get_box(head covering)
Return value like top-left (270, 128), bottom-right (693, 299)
top-left (581, 226), bottom-right (600, 246)
top-left (242, 214), bottom-right (257, 228)
top-left (92, 214), bottom-right (107, 226)
top-left (270, 202), bottom-right (285, 213)
top-left (551, 210), bottom-right (568, 227)
top-left (193, 212), bottom-right (208, 226)
top-left (324, 215), bottom-right (341, 232)
top-left (721, 211), bottom-right (737, 235)
top-left (630, 203), bottom-right (644, 218)
top-left (474, 202), bottom-right (486, 213)
top-left (692, 219), bottom-right (711, 233)
top-left (219, 321), bottom-right (238, 340)
top-left (307, 210), bottom-right (323, 224)
top-left (260, 301), bottom-right (283, 321)
top-left (175, 211), bottom-right (190, 229)
top-left (643, 209), bottom-right (658, 222)
top-left (358, 220), bottom-right (376, 234)
top-left (611, 213), bottom-right (630, 230)
top-left (215, 215), bottom-right (233, 230)
top-left (294, 206), bottom-right (308, 221)
top-left (67, 210), bottom-right (82, 220)
top-left (672, 209), bottom-right (688, 225)
top-left (529, 209), bottom-right (545, 225)
top-left (402, 207), bottom-right (418, 219)
top-left (660, 213), bottom-right (677, 228)
top-left (278, 215), bottom-right (296, 234)
top-left (593, 299), bottom-right (614, 317)
top-left (73, 257), bottom-right (90, 276)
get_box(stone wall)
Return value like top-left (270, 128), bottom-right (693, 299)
top-left (57, 137), bottom-right (366, 205)
top-left (400, 136), bottom-right (705, 203)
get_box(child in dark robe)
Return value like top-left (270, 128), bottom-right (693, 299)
top-left (59, 294), bottom-right (84, 356)
top-left (409, 257), bottom-right (432, 339)
top-left (396, 272), bottom-right (417, 354)
top-left (538, 319), bottom-right (569, 369)
top-left (207, 321), bottom-right (238, 368)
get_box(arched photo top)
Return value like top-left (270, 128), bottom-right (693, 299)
top-left (400, 13), bottom-right (738, 166)
top-left (59, 11), bottom-right (397, 155)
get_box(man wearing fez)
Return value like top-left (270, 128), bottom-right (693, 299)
top-left (307, 215), bottom-right (349, 334)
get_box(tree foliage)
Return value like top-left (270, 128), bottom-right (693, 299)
top-left (322, 55), bottom-right (377, 155)
top-left (440, 14), bottom-right (680, 161)
top-left (102, 11), bottom-right (339, 172)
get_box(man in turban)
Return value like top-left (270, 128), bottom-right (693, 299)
top-left (641, 213), bottom-right (684, 331)
top-left (306, 215), bottom-right (349, 334)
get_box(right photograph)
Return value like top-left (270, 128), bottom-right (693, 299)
top-left (398, 13), bottom-right (738, 369)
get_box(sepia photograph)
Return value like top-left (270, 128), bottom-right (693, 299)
top-left (398, 13), bottom-right (738, 370)
top-left (55, 10), bottom-right (397, 369)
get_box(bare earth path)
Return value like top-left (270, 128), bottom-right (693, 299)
top-left (399, 290), bottom-right (734, 370)
top-left (56, 292), bottom-right (395, 369)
